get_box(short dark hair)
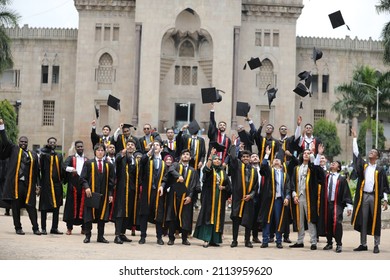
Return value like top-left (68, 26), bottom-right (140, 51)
top-left (102, 125), bottom-right (111, 131)
top-left (181, 149), bottom-right (191, 156)
top-left (126, 138), bottom-right (136, 145)
top-left (93, 143), bottom-right (106, 154)
top-left (47, 137), bottom-right (57, 143)
top-left (304, 123), bottom-right (313, 128)
top-left (75, 140), bottom-right (83, 146)
top-left (239, 150), bottom-right (251, 158)
top-left (166, 127), bottom-right (174, 133)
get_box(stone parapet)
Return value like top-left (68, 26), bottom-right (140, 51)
top-left (297, 36), bottom-right (384, 52)
top-left (5, 25), bottom-right (78, 40)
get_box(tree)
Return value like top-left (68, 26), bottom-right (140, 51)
top-left (0, 0), bottom-right (20, 73)
top-left (0, 99), bottom-right (18, 142)
top-left (376, 0), bottom-right (390, 64)
top-left (331, 65), bottom-right (390, 155)
top-left (357, 119), bottom-right (386, 156)
top-left (313, 118), bottom-right (341, 161)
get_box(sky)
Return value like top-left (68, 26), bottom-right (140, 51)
top-left (8, 0), bottom-right (390, 41)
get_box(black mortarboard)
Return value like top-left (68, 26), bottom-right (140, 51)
top-left (312, 47), bottom-right (323, 64)
top-left (243, 57), bottom-right (262, 70)
top-left (201, 87), bottom-right (223, 103)
top-left (236, 101), bottom-right (251, 117)
top-left (265, 86), bottom-right (277, 109)
top-left (328, 10), bottom-right (349, 30)
top-left (188, 119), bottom-right (201, 135)
top-left (210, 141), bottom-right (226, 153)
top-left (85, 192), bottom-right (103, 208)
top-left (298, 71), bottom-right (312, 89)
top-left (123, 123), bottom-right (136, 130)
top-left (107, 94), bottom-right (121, 111)
top-left (94, 105), bottom-right (99, 119)
top-left (293, 83), bottom-right (310, 97)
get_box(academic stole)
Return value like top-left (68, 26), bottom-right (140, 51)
top-left (72, 156), bottom-right (87, 218)
top-left (187, 138), bottom-right (200, 170)
top-left (49, 155), bottom-right (61, 208)
top-left (294, 166), bottom-right (311, 230)
top-left (323, 176), bottom-right (341, 234)
top-left (275, 170), bottom-right (287, 231)
top-left (211, 169), bottom-right (224, 232)
top-left (217, 131), bottom-right (229, 161)
top-left (143, 135), bottom-right (154, 149)
top-left (175, 164), bottom-right (192, 227)
top-left (14, 149), bottom-right (34, 204)
top-left (352, 164), bottom-right (379, 235)
top-left (239, 164), bottom-right (254, 218)
top-left (260, 138), bottom-right (275, 161)
top-left (133, 160), bottom-right (139, 224)
top-left (146, 160), bottom-right (165, 219)
top-left (90, 161), bottom-right (109, 220)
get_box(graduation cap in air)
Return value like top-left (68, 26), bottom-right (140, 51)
top-left (298, 71), bottom-right (312, 89)
top-left (188, 119), bottom-right (201, 135)
top-left (328, 10), bottom-right (350, 30)
top-left (201, 87), bottom-right (224, 103)
top-left (312, 47), bottom-right (323, 64)
top-left (209, 141), bottom-right (226, 153)
top-left (243, 57), bottom-right (262, 70)
top-left (265, 85), bottom-right (277, 109)
top-left (94, 105), bottom-right (99, 119)
top-left (236, 101), bottom-right (251, 117)
top-left (107, 94), bottom-right (121, 111)
top-left (293, 82), bottom-right (310, 98)
top-left (123, 123), bottom-right (137, 131)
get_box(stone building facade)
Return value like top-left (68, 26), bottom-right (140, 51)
top-left (1, 0), bottom-right (389, 162)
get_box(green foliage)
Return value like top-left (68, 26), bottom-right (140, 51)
top-left (356, 119), bottom-right (386, 156)
top-left (313, 118), bottom-right (341, 160)
top-left (0, 99), bottom-right (18, 142)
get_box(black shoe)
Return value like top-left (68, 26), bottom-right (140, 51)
top-left (120, 235), bottom-right (132, 242)
top-left (138, 238), bottom-right (146, 244)
top-left (276, 243), bottom-right (283, 249)
top-left (373, 245), bottom-right (380, 254)
top-left (114, 236), bottom-right (123, 244)
top-left (33, 229), bottom-right (42, 235)
top-left (50, 229), bottom-right (63, 235)
top-left (5, 210), bottom-right (10, 216)
top-left (289, 243), bottom-right (304, 248)
top-left (157, 238), bottom-right (164, 245)
top-left (230, 240), bottom-right (238, 248)
top-left (269, 238), bottom-right (275, 243)
top-left (336, 245), bottom-right (342, 253)
top-left (209, 243), bottom-right (220, 247)
top-left (260, 243), bottom-right (268, 248)
top-left (182, 239), bottom-right (191, 246)
top-left (16, 229), bottom-right (25, 235)
top-left (41, 229), bottom-right (47, 235)
top-left (245, 241), bottom-right (253, 248)
top-left (252, 237), bottom-right (261, 243)
top-left (310, 244), bottom-right (317, 250)
top-left (203, 242), bottom-right (209, 248)
top-left (323, 244), bottom-right (333, 250)
top-left (283, 238), bottom-right (292, 243)
top-left (97, 237), bottom-right (109, 243)
top-left (83, 237), bottom-right (90, 243)
top-left (167, 239), bottom-right (174, 246)
top-left (353, 245), bottom-right (368, 251)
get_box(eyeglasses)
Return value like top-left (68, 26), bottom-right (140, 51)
top-left (279, 128), bottom-right (287, 131)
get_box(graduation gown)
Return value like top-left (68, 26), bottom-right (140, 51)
top-left (207, 111), bottom-right (231, 162)
top-left (0, 130), bottom-right (39, 208)
top-left (164, 162), bottom-right (198, 232)
top-left (113, 134), bottom-right (141, 154)
top-left (351, 154), bottom-right (389, 236)
top-left (62, 155), bottom-right (87, 226)
top-left (90, 128), bottom-right (112, 149)
top-left (177, 132), bottom-right (206, 171)
top-left (79, 159), bottom-right (115, 223)
top-left (227, 145), bottom-right (258, 228)
top-left (38, 147), bottom-right (64, 212)
top-left (138, 132), bottom-right (162, 154)
top-left (317, 174), bottom-right (352, 236)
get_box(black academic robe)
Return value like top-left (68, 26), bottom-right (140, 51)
top-left (296, 135), bottom-right (322, 156)
top-left (177, 132), bottom-right (206, 171)
top-left (260, 160), bottom-right (291, 233)
top-left (162, 138), bottom-right (179, 161)
top-left (290, 162), bottom-right (323, 232)
top-left (0, 158), bottom-right (11, 208)
top-left (207, 111), bottom-right (231, 162)
top-left (138, 154), bottom-right (167, 224)
top-left (0, 130), bottom-right (39, 207)
top-left (163, 162), bottom-right (198, 232)
top-left (62, 155), bottom-right (88, 226)
top-left (138, 132), bottom-right (162, 154)
top-left (227, 145), bottom-right (258, 228)
top-left (195, 165), bottom-right (231, 234)
top-left (113, 134), bottom-right (141, 154)
top-left (351, 154), bottom-right (389, 236)
top-left (90, 128), bottom-right (112, 149)
top-left (79, 159), bottom-right (115, 223)
top-left (38, 146), bottom-right (64, 212)
top-left (317, 174), bottom-right (352, 236)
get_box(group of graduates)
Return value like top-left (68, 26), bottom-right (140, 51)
top-left (0, 102), bottom-right (389, 253)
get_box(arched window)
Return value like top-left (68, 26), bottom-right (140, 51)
top-left (257, 59), bottom-right (275, 89)
top-left (179, 40), bottom-right (195, 57)
top-left (97, 53), bottom-right (113, 84)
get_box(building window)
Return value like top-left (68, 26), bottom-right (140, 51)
top-left (97, 53), bottom-right (113, 84)
top-left (113, 25), bottom-right (119, 41)
top-left (192, 66), bottom-right (198, 85)
top-left (314, 109), bottom-right (326, 122)
top-left (174, 66), bottom-right (180, 85)
top-left (273, 30), bottom-right (279, 47)
top-left (179, 41), bottom-right (195, 57)
top-left (52, 66), bottom-right (60, 84)
top-left (182, 66), bottom-right (191, 85)
top-left (95, 24), bottom-right (102, 41)
top-left (104, 25), bottom-right (111, 41)
top-left (322, 75), bottom-right (329, 93)
top-left (255, 31), bottom-right (262, 46)
top-left (257, 59), bottom-right (274, 89)
top-left (0, 69), bottom-right (20, 88)
top-left (312, 74), bottom-right (319, 93)
top-left (264, 30), bottom-right (271, 47)
top-left (41, 65), bottom-right (49, 84)
top-left (42, 100), bottom-right (55, 126)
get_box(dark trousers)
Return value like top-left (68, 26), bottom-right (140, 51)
top-left (139, 214), bottom-right (163, 239)
top-left (12, 199), bottom-right (39, 231)
top-left (168, 220), bottom-right (188, 241)
top-left (115, 217), bottom-right (129, 236)
top-left (41, 208), bottom-right (60, 231)
top-left (326, 202), bottom-right (343, 246)
top-left (84, 220), bottom-right (105, 238)
top-left (66, 222), bottom-right (85, 231)
top-left (252, 199), bottom-right (261, 239)
top-left (232, 217), bottom-right (250, 242)
top-left (263, 197), bottom-right (283, 244)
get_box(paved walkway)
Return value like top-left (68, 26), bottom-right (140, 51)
top-left (0, 211), bottom-right (389, 260)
